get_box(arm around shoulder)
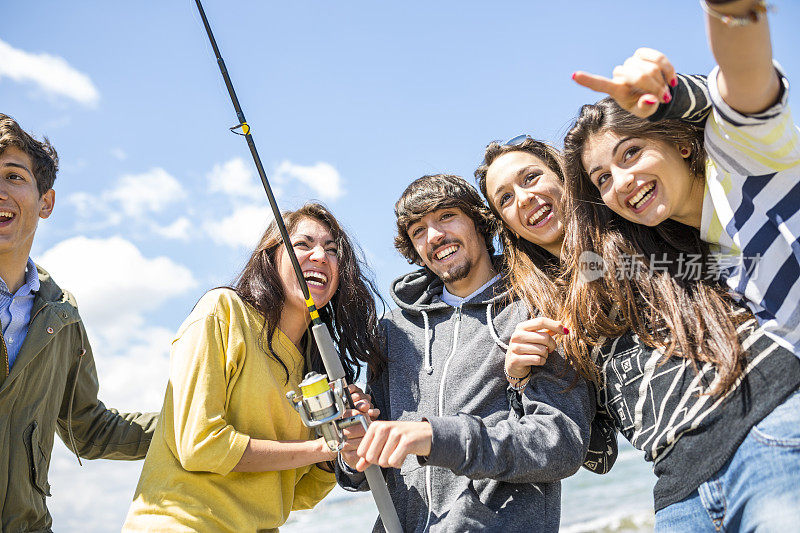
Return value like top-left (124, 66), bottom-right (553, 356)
top-left (57, 319), bottom-right (158, 461)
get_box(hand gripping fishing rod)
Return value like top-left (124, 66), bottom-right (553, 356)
top-left (193, 3), bottom-right (402, 531)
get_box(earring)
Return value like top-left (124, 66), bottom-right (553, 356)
top-left (680, 147), bottom-right (691, 157)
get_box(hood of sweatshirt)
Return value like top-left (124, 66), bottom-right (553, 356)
top-left (390, 267), bottom-right (510, 314)
top-left (389, 267), bottom-right (512, 376)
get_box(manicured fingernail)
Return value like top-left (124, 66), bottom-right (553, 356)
top-left (644, 97), bottom-right (658, 105)
top-left (571, 72), bottom-right (577, 80)
top-left (563, 326), bottom-right (570, 335)
top-left (663, 92), bottom-right (672, 103)
top-left (670, 77), bottom-right (678, 87)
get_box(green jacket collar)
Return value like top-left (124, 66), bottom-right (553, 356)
top-left (0, 265), bottom-right (80, 393)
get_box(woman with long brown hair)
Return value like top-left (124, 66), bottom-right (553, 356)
top-left (477, 3), bottom-right (800, 529)
top-left (124, 203), bottom-right (385, 532)
top-left (570, 2), bottom-right (800, 356)
top-left (480, 132), bottom-right (800, 532)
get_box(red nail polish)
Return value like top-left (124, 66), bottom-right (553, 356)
top-left (670, 77), bottom-right (678, 88)
top-left (644, 97), bottom-right (658, 105)
top-left (663, 93), bottom-right (672, 103)
top-left (571, 72), bottom-right (577, 80)
top-left (563, 327), bottom-right (570, 335)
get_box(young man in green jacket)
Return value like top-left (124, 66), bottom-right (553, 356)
top-left (0, 114), bottom-right (157, 532)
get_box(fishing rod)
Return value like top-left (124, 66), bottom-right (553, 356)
top-left (193, 3), bottom-right (402, 531)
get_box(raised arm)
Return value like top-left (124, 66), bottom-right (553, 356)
top-left (703, 0), bottom-right (780, 114)
top-left (572, 48), bottom-right (711, 125)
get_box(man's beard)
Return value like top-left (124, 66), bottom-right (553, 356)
top-left (436, 256), bottom-right (473, 284)
top-left (426, 238), bottom-right (473, 284)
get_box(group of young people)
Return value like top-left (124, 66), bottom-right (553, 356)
top-left (1, 0), bottom-right (798, 532)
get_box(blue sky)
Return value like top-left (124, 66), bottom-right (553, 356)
top-left (2, 1), bottom-right (798, 530)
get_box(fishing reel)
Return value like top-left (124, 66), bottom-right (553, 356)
top-left (286, 371), bottom-right (368, 451)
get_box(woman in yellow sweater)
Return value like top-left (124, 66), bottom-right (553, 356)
top-left (123, 203), bottom-right (386, 532)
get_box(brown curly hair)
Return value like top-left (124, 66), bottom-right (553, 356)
top-left (394, 174), bottom-right (496, 264)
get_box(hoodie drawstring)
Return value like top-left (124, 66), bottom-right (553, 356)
top-left (422, 310), bottom-right (433, 374)
top-left (486, 302), bottom-right (508, 351)
top-left (424, 302), bottom-right (506, 374)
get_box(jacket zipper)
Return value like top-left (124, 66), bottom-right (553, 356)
top-left (423, 304), bottom-right (463, 532)
top-left (1, 303), bottom-right (48, 384)
top-left (1, 335), bottom-right (8, 383)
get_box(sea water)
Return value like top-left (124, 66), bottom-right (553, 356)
top-left (284, 441), bottom-right (657, 532)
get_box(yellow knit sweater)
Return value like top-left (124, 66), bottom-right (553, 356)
top-left (123, 289), bottom-right (335, 532)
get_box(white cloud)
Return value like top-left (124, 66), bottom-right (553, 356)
top-left (207, 157), bottom-right (264, 198)
top-left (151, 217), bottom-right (192, 241)
top-left (106, 168), bottom-right (187, 216)
top-left (204, 204), bottom-right (273, 249)
top-left (90, 315), bottom-right (173, 409)
top-left (0, 38), bottom-right (100, 106)
top-left (65, 191), bottom-right (123, 230)
top-left (65, 168), bottom-right (187, 235)
top-left (275, 160), bottom-right (344, 201)
top-left (37, 236), bottom-right (197, 327)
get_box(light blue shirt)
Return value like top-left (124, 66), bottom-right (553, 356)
top-left (0, 259), bottom-right (40, 369)
top-left (440, 274), bottom-right (500, 307)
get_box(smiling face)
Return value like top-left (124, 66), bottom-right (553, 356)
top-left (484, 151), bottom-right (565, 257)
top-left (275, 216), bottom-right (340, 315)
top-left (581, 130), bottom-right (702, 228)
top-left (407, 207), bottom-right (492, 293)
top-left (0, 147), bottom-right (54, 266)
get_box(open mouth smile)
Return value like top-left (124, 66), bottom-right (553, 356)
top-left (303, 270), bottom-right (328, 288)
top-left (0, 211), bottom-right (15, 225)
top-left (626, 182), bottom-right (657, 212)
top-left (433, 244), bottom-right (460, 262)
top-left (526, 204), bottom-right (552, 227)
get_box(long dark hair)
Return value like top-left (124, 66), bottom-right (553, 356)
top-left (561, 98), bottom-right (747, 395)
top-left (474, 140), bottom-right (563, 308)
top-left (233, 203), bottom-right (386, 383)
top-left (475, 138), bottom-right (597, 382)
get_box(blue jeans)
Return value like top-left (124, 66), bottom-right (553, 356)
top-left (655, 388), bottom-right (800, 532)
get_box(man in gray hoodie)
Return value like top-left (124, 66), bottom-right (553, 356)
top-left (337, 174), bottom-right (595, 532)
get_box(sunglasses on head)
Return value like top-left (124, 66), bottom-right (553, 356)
top-left (503, 134), bottom-right (532, 146)
top-left (487, 134), bottom-right (532, 148)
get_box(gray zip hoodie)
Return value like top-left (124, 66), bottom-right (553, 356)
top-left (337, 269), bottom-right (593, 532)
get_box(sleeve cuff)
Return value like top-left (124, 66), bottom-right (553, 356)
top-left (337, 452), bottom-right (359, 474)
top-left (215, 431), bottom-right (251, 475)
top-left (708, 60), bottom-right (789, 126)
top-left (422, 415), bottom-right (467, 470)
